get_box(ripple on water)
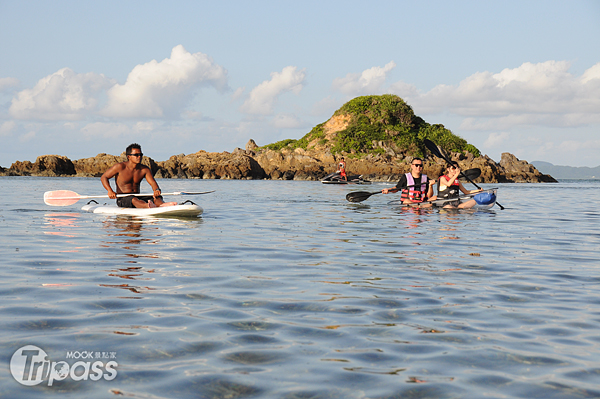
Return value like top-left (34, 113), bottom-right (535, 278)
top-left (2, 179), bottom-right (600, 398)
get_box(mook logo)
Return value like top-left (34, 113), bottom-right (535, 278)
top-left (10, 345), bottom-right (118, 386)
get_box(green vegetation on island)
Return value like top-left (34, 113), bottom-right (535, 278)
top-left (262, 94), bottom-right (480, 158)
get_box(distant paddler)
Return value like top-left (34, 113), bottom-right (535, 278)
top-left (101, 143), bottom-right (177, 209)
top-left (336, 156), bottom-right (347, 181)
top-left (437, 161), bottom-right (482, 209)
top-left (381, 157), bottom-right (436, 206)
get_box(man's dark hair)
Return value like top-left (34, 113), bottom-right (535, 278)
top-left (411, 157), bottom-right (423, 164)
top-left (126, 143), bottom-right (141, 155)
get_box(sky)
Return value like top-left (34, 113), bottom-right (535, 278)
top-left (1, 0), bottom-right (599, 168)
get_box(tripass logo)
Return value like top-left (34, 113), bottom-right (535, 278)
top-left (10, 345), bottom-right (118, 386)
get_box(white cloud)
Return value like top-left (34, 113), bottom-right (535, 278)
top-left (134, 121), bottom-right (156, 132)
top-left (80, 122), bottom-right (133, 139)
top-left (311, 96), bottom-right (340, 117)
top-left (392, 61), bottom-right (600, 129)
top-left (182, 110), bottom-right (203, 120)
top-left (240, 66), bottom-right (306, 115)
top-left (581, 63), bottom-right (600, 83)
top-left (231, 87), bottom-right (245, 101)
top-left (102, 45), bottom-right (228, 119)
top-left (270, 113), bottom-right (302, 129)
top-left (332, 61), bottom-right (396, 96)
top-left (19, 130), bottom-right (36, 142)
top-left (483, 132), bottom-right (510, 148)
top-left (9, 68), bottom-right (114, 120)
top-left (558, 138), bottom-right (600, 153)
top-left (0, 121), bottom-right (16, 136)
top-left (388, 80), bottom-right (419, 99)
top-left (7, 45), bottom-right (229, 122)
top-left (0, 77), bottom-right (20, 91)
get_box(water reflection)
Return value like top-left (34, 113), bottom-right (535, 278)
top-left (99, 217), bottom-right (165, 268)
top-left (43, 212), bottom-right (81, 238)
top-left (93, 216), bottom-right (203, 299)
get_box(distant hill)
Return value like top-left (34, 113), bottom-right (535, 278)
top-left (532, 161), bottom-right (600, 179)
top-left (262, 94), bottom-right (481, 158)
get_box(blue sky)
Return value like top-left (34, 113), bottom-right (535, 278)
top-left (1, 0), bottom-right (599, 167)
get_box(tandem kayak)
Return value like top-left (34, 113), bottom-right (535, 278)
top-left (321, 172), bottom-right (371, 185)
top-left (81, 202), bottom-right (203, 217)
top-left (388, 189), bottom-right (498, 210)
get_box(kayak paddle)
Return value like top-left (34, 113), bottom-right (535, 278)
top-left (44, 190), bottom-right (215, 206)
top-left (423, 139), bottom-right (505, 210)
top-left (345, 168), bottom-right (481, 203)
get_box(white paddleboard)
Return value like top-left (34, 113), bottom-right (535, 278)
top-left (81, 203), bottom-right (203, 217)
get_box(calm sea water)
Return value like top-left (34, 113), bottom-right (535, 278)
top-left (1, 176), bottom-right (599, 398)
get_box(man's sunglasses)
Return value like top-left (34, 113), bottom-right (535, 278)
top-left (127, 153), bottom-right (143, 157)
top-left (412, 163), bottom-right (423, 167)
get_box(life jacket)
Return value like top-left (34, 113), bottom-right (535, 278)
top-left (400, 173), bottom-right (428, 203)
top-left (438, 174), bottom-right (460, 198)
top-left (338, 161), bottom-right (346, 176)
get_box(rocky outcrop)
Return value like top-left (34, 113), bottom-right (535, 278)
top-left (499, 153), bottom-right (557, 183)
top-left (0, 139), bottom-right (557, 183)
top-left (7, 155), bottom-right (76, 177)
top-left (154, 150), bottom-right (265, 179)
top-left (73, 153), bottom-right (159, 177)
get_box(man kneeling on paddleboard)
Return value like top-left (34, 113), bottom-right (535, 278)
top-left (101, 143), bottom-right (177, 208)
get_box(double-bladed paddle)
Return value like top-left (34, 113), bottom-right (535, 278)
top-left (346, 168), bottom-right (481, 203)
top-left (44, 190), bottom-right (215, 206)
top-left (423, 139), bottom-right (505, 210)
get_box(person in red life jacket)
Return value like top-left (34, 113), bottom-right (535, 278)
top-left (438, 161), bottom-right (482, 208)
top-left (337, 157), bottom-right (347, 181)
top-left (382, 158), bottom-right (435, 205)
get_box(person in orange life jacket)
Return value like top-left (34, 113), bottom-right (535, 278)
top-left (337, 157), bottom-right (347, 181)
top-left (381, 158), bottom-right (435, 205)
top-left (438, 161), bottom-right (482, 209)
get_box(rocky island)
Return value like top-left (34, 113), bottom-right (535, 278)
top-left (1, 95), bottom-right (556, 183)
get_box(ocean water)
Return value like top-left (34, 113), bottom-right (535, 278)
top-left (1, 176), bottom-right (599, 398)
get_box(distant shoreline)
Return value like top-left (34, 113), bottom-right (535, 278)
top-left (532, 161), bottom-right (600, 180)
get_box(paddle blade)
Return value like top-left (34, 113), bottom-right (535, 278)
top-left (424, 139), bottom-right (445, 159)
top-left (44, 190), bottom-right (81, 206)
top-left (346, 191), bottom-right (378, 203)
top-left (462, 168), bottom-right (481, 181)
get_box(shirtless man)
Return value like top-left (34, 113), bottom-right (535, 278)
top-left (101, 143), bottom-right (176, 208)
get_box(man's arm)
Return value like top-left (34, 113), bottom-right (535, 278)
top-left (101, 164), bottom-right (123, 199)
top-left (143, 168), bottom-right (162, 198)
top-left (383, 175), bottom-right (407, 194)
top-left (394, 175), bottom-right (408, 190)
